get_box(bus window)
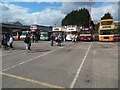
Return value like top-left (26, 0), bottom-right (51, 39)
top-left (67, 32), bottom-right (77, 34)
top-left (100, 30), bottom-right (114, 35)
top-left (101, 21), bottom-right (113, 25)
top-left (41, 32), bottom-right (48, 36)
top-left (80, 30), bottom-right (91, 34)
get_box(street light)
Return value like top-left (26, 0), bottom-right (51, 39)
top-left (89, 0), bottom-right (92, 27)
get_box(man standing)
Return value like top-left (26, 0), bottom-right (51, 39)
top-left (57, 34), bottom-right (62, 46)
top-left (9, 35), bottom-right (14, 49)
top-left (31, 34), bottom-right (35, 43)
top-left (3, 34), bottom-right (8, 49)
top-left (50, 34), bottom-right (54, 46)
top-left (24, 34), bottom-right (31, 52)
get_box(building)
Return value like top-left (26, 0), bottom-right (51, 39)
top-left (0, 21), bottom-right (30, 35)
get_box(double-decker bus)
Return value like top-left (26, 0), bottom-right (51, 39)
top-left (30, 25), bottom-right (40, 40)
top-left (52, 27), bottom-right (64, 40)
top-left (40, 30), bottom-right (52, 40)
top-left (98, 19), bottom-right (115, 41)
top-left (66, 25), bottom-right (80, 41)
top-left (79, 27), bottom-right (93, 41)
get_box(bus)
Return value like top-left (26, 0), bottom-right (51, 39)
top-left (66, 25), bottom-right (80, 41)
top-left (20, 31), bottom-right (30, 40)
top-left (40, 30), bottom-right (52, 40)
top-left (12, 31), bottom-right (21, 40)
top-left (79, 27), bottom-right (93, 41)
top-left (30, 25), bottom-right (52, 40)
top-left (52, 27), bottom-right (64, 40)
top-left (30, 25), bottom-right (40, 40)
top-left (98, 19), bottom-right (115, 41)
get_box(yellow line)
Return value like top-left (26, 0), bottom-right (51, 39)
top-left (0, 72), bottom-right (64, 88)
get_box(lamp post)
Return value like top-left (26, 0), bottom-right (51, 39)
top-left (89, 0), bottom-right (92, 27)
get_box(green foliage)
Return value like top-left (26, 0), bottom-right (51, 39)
top-left (94, 23), bottom-right (99, 34)
top-left (114, 27), bottom-right (120, 34)
top-left (101, 12), bottom-right (113, 20)
top-left (62, 8), bottom-right (93, 28)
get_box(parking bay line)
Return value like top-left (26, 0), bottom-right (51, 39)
top-left (2, 47), bottom-right (64, 72)
top-left (0, 72), bottom-right (64, 88)
top-left (70, 42), bottom-right (92, 88)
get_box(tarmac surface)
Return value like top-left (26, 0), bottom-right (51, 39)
top-left (1, 40), bottom-right (119, 88)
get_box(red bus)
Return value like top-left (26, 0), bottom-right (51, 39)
top-left (30, 25), bottom-right (40, 40)
top-left (79, 27), bottom-right (93, 41)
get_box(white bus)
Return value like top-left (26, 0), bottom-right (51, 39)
top-left (66, 25), bottom-right (80, 41)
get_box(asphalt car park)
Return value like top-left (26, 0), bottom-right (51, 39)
top-left (1, 41), bottom-right (118, 88)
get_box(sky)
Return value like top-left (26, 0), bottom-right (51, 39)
top-left (0, 1), bottom-right (119, 26)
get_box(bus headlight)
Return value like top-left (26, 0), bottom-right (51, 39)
top-left (111, 26), bottom-right (114, 28)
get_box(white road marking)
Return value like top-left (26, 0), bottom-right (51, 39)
top-left (2, 51), bottom-right (54, 71)
top-left (70, 42), bottom-right (92, 88)
top-left (2, 48), bottom-right (61, 72)
top-left (111, 43), bottom-right (118, 46)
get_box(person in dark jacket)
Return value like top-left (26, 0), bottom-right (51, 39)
top-left (50, 34), bottom-right (54, 46)
top-left (24, 34), bottom-right (31, 52)
top-left (3, 34), bottom-right (8, 49)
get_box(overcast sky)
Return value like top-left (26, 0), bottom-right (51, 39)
top-left (0, 1), bottom-right (119, 26)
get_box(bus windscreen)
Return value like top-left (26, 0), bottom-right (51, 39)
top-left (101, 21), bottom-right (113, 25)
top-left (53, 32), bottom-right (62, 35)
top-left (67, 32), bottom-right (77, 34)
top-left (80, 30), bottom-right (91, 34)
top-left (100, 30), bottom-right (114, 35)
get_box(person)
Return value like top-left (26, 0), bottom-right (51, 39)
top-left (75, 35), bottom-right (77, 42)
top-left (72, 35), bottom-right (77, 42)
top-left (35, 36), bottom-right (38, 42)
top-left (3, 34), bottom-right (8, 49)
top-left (9, 35), bottom-right (14, 49)
top-left (24, 34), bottom-right (31, 52)
top-left (50, 34), bottom-right (54, 46)
top-left (31, 34), bottom-right (35, 43)
top-left (72, 35), bottom-right (75, 42)
top-left (1, 35), bottom-right (5, 48)
top-left (57, 34), bottom-right (62, 46)
top-left (93, 35), bottom-right (95, 41)
top-left (63, 34), bottom-right (66, 41)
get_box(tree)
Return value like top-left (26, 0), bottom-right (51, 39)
top-left (101, 12), bottom-right (113, 20)
top-left (61, 8), bottom-right (94, 28)
top-left (94, 23), bottom-right (99, 34)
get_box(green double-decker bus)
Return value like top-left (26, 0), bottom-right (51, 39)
top-left (40, 30), bottom-right (51, 40)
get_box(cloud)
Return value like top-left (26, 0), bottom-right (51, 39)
top-left (0, 3), bottom-right (30, 23)
top-left (91, 3), bottom-right (118, 23)
top-left (1, 0), bottom-right (119, 2)
top-left (0, 3), bottom-right (65, 26)
top-left (32, 8), bottom-right (65, 26)
top-left (59, 2), bottom-right (95, 14)
top-left (0, 2), bottom-right (119, 27)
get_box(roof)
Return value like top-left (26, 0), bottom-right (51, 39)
top-left (6, 21), bottom-right (23, 25)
